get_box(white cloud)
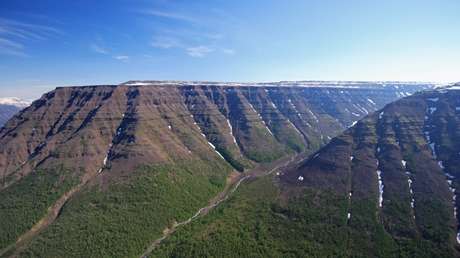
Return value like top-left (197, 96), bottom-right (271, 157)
top-left (0, 37), bottom-right (26, 57)
top-left (143, 10), bottom-right (197, 23)
top-left (90, 43), bottom-right (108, 54)
top-left (186, 46), bottom-right (214, 57)
top-left (90, 40), bottom-right (129, 62)
top-left (0, 18), bottom-right (62, 40)
top-left (151, 36), bottom-right (181, 49)
top-left (113, 55), bottom-right (129, 61)
top-left (0, 18), bottom-right (61, 57)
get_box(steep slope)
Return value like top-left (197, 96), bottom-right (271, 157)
top-left (279, 87), bottom-right (460, 257)
top-left (150, 86), bottom-right (460, 258)
top-left (0, 81), bottom-right (433, 257)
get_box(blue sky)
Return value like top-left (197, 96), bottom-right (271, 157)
top-left (1, 0), bottom-right (459, 99)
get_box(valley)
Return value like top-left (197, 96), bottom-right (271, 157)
top-left (0, 81), bottom-right (441, 257)
top-left (149, 86), bottom-right (460, 258)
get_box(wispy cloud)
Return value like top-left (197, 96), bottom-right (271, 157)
top-left (0, 18), bottom-right (62, 39)
top-left (90, 43), bottom-right (108, 54)
top-left (151, 36), bottom-right (182, 49)
top-left (144, 6), bottom-right (235, 58)
top-left (89, 40), bottom-right (128, 62)
top-left (0, 18), bottom-right (62, 57)
top-left (142, 10), bottom-right (198, 24)
top-left (186, 46), bottom-right (214, 58)
top-left (151, 35), bottom-right (226, 58)
top-left (0, 37), bottom-right (26, 57)
top-left (113, 55), bottom-right (129, 61)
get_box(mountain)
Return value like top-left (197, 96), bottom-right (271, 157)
top-left (148, 86), bottom-right (460, 258)
top-left (279, 87), bottom-right (460, 257)
top-left (0, 98), bottom-right (29, 127)
top-left (0, 81), bottom-right (434, 257)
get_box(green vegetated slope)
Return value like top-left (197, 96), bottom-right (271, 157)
top-left (150, 176), bottom-right (350, 258)
top-left (20, 159), bottom-right (230, 258)
top-left (0, 168), bottom-right (78, 250)
top-left (0, 167), bottom-right (79, 252)
top-left (149, 175), bottom-right (398, 258)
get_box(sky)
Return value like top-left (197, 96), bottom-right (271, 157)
top-left (0, 0), bottom-right (460, 99)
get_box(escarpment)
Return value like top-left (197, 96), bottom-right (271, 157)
top-left (0, 81), bottom-right (433, 257)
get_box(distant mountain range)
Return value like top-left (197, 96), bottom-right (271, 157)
top-left (0, 81), bottom-right (449, 257)
top-left (0, 98), bottom-right (30, 127)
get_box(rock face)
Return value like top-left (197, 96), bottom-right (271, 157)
top-left (282, 87), bottom-right (460, 257)
top-left (0, 81), bottom-right (433, 257)
top-left (0, 82), bottom-right (433, 186)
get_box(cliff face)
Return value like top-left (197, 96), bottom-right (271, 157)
top-left (281, 88), bottom-right (460, 257)
top-left (0, 83), bottom-right (431, 187)
top-left (0, 81), bottom-right (433, 257)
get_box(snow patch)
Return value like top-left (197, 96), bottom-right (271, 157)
top-left (265, 125), bottom-right (274, 135)
top-left (226, 119), bottom-right (237, 144)
top-left (406, 170), bottom-right (415, 209)
top-left (123, 82), bottom-right (153, 86)
top-left (427, 133), bottom-right (458, 226)
top-left (376, 169), bottom-right (384, 207)
top-left (206, 139), bottom-right (225, 160)
top-left (357, 103), bottom-right (369, 114)
top-left (438, 161), bottom-right (445, 169)
top-left (307, 109), bottom-right (319, 123)
top-left (248, 102), bottom-right (257, 114)
top-left (98, 143), bottom-right (113, 173)
top-left (288, 120), bottom-right (302, 135)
